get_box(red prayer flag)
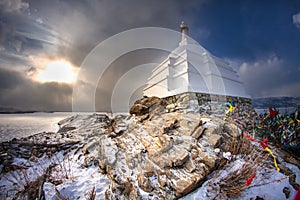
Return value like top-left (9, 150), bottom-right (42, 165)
top-left (246, 174), bottom-right (256, 186)
top-left (244, 133), bottom-right (255, 141)
top-left (269, 107), bottom-right (277, 119)
top-left (259, 141), bottom-right (268, 149)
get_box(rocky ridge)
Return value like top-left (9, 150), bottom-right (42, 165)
top-left (0, 96), bottom-right (299, 199)
top-left (68, 96), bottom-right (247, 199)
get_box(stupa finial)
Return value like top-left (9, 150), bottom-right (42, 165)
top-left (179, 21), bottom-right (189, 46)
top-left (180, 21), bottom-right (189, 33)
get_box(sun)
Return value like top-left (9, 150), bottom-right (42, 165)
top-left (36, 60), bottom-right (77, 83)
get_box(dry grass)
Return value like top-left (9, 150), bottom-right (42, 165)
top-left (218, 152), bottom-right (267, 197)
top-left (55, 186), bottom-right (69, 200)
top-left (47, 153), bottom-right (74, 185)
top-left (213, 137), bottom-right (269, 198)
top-left (216, 137), bottom-right (254, 170)
top-left (224, 137), bottom-right (253, 156)
top-left (3, 168), bottom-right (46, 199)
top-left (85, 186), bottom-right (96, 200)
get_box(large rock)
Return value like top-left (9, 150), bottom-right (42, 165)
top-left (223, 122), bottom-right (242, 138)
top-left (120, 111), bottom-right (222, 198)
top-left (130, 96), bottom-right (167, 116)
top-left (198, 150), bottom-right (217, 169)
top-left (135, 96), bottom-right (164, 108)
top-left (129, 104), bottom-right (149, 116)
top-left (171, 168), bottom-right (205, 197)
top-left (149, 146), bottom-right (189, 169)
top-left (206, 134), bottom-right (222, 148)
top-left (137, 173), bottom-right (153, 192)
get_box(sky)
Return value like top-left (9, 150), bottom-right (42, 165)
top-left (0, 0), bottom-right (300, 111)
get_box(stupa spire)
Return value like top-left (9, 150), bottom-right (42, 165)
top-left (180, 21), bottom-right (189, 35)
top-left (179, 21), bottom-right (190, 46)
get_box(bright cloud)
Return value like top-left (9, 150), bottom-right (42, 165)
top-left (0, 0), bottom-right (29, 13)
top-left (238, 55), bottom-right (300, 98)
top-left (292, 12), bottom-right (300, 28)
top-left (28, 56), bottom-right (78, 84)
top-left (36, 60), bottom-right (77, 84)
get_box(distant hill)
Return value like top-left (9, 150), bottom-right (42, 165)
top-left (0, 107), bottom-right (37, 114)
top-left (252, 97), bottom-right (300, 109)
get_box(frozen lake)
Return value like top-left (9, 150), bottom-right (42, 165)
top-left (0, 112), bottom-right (74, 142)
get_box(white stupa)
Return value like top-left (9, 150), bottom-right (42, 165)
top-left (143, 22), bottom-right (249, 99)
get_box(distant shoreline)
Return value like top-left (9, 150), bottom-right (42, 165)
top-left (0, 111), bottom-right (54, 114)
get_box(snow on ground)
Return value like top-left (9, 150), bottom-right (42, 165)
top-left (2, 113), bottom-right (299, 200)
top-left (0, 151), bottom-right (62, 199)
top-left (286, 162), bottom-right (300, 184)
top-left (181, 158), bottom-right (299, 200)
top-left (181, 159), bottom-right (246, 200)
top-left (43, 148), bottom-right (109, 200)
top-left (0, 141), bottom-right (109, 199)
top-left (239, 169), bottom-right (296, 200)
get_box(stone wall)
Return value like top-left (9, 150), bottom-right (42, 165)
top-left (163, 92), bottom-right (254, 115)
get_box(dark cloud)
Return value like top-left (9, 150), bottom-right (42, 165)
top-left (1, 0), bottom-right (200, 111)
top-left (0, 68), bottom-right (23, 90)
top-left (0, 67), bottom-right (72, 111)
top-left (35, 0), bottom-right (195, 66)
top-left (0, 0), bottom-right (63, 65)
top-left (0, 21), bottom-right (7, 42)
top-left (0, 0), bottom-right (299, 111)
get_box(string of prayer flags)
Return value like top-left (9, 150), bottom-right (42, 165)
top-left (265, 147), bottom-right (280, 172)
top-left (243, 133), bottom-right (280, 172)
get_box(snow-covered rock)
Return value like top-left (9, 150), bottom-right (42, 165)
top-left (0, 96), bottom-right (299, 200)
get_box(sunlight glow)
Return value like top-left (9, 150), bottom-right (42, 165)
top-left (36, 60), bottom-right (77, 83)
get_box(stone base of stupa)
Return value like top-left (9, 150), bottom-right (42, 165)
top-left (163, 92), bottom-right (254, 115)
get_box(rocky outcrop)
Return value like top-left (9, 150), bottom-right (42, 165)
top-left (50, 97), bottom-right (245, 199)
top-left (129, 96), bottom-right (166, 116)
top-left (0, 132), bottom-right (80, 173)
top-left (2, 94), bottom-right (300, 200)
top-left (129, 104), bottom-right (149, 116)
top-left (2, 96), bottom-right (299, 200)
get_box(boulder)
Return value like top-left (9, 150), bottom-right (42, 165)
top-left (137, 173), bottom-right (153, 192)
top-left (185, 157), bottom-right (196, 173)
top-left (172, 173), bottom-right (204, 197)
top-left (135, 96), bottom-right (164, 108)
top-left (150, 147), bottom-right (189, 169)
top-left (130, 104), bottom-right (149, 116)
top-left (198, 150), bottom-right (217, 169)
top-left (206, 134), bottom-right (222, 148)
top-left (191, 126), bottom-right (206, 139)
top-left (223, 122), bottom-right (242, 138)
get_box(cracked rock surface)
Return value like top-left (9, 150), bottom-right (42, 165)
top-left (52, 97), bottom-right (243, 199)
